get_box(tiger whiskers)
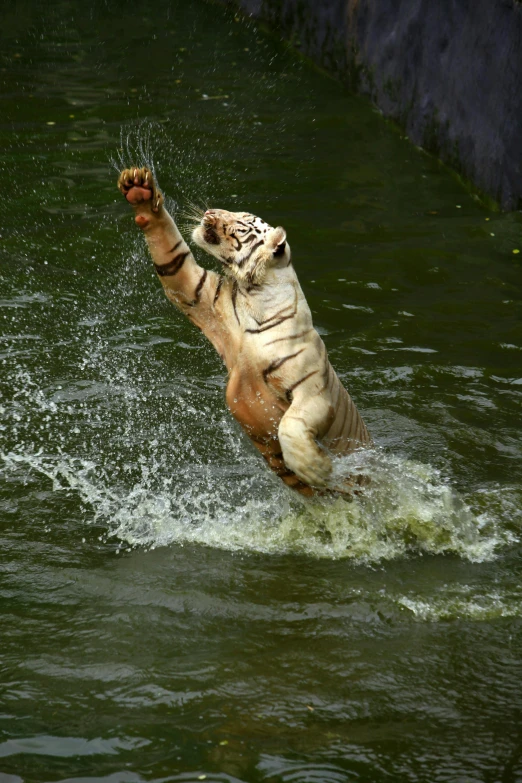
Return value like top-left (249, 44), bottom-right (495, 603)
top-left (181, 199), bottom-right (206, 222)
top-left (178, 200), bottom-right (206, 236)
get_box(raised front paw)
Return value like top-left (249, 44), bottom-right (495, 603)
top-left (117, 166), bottom-right (164, 214)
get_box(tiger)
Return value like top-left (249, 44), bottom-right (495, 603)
top-left (117, 166), bottom-right (372, 497)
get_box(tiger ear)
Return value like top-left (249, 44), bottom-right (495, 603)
top-left (270, 226), bottom-right (287, 256)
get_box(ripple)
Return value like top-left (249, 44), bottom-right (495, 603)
top-left (258, 756), bottom-right (363, 783)
top-left (0, 734), bottom-right (149, 758)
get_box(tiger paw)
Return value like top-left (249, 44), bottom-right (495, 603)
top-left (117, 166), bottom-right (164, 227)
top-left (282, 447), bottom-right (333, 489)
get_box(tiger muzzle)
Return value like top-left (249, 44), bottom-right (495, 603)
top-left (202, 213), bottom-right (221, 245)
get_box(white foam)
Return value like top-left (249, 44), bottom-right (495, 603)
top-left (397, 587), bottom-right (522, 621)
top-left (1, 445), bottom-right (515, 563)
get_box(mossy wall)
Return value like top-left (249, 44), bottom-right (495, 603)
top-left (229, 0), bottom-right (522, 210)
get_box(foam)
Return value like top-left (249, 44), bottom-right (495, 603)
top-left (2, 445), bottom-right (515, 563)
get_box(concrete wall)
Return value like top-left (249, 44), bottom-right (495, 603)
top-left (231, 0), bottom-right (522, 210)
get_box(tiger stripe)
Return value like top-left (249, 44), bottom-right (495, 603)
top-left (266, 328), bottom-right (312, 346)
top-left (245, 313), bottom-right (296, 334)
top-left (240, 239), bottom-right (264, 265)
top-left (253, 298), bottom-right (296, 327)
top-left (285, 370), bottom-right (319, 402)
top-left (169, 239), bottom-right (183, 254)
top-left (262, 348), bottom-right (305, 383)
top-left (189, 269), bottom-right (207, 306)
top-left (232, 281), bottom-right (240, 324)
top-left (213, 276), bottom-right (224, 307)
top-left (154, 251), bottom-right (189, 277)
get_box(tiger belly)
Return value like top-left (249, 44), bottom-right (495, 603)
top-left (225, 370), bottom-right (315, 496)
top-left (225, 368), bottom-right (283, 443)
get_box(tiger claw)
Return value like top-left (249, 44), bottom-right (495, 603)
top-left (117, 166), bottom-right (164, 214)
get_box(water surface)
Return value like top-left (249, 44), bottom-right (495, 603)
top-left (1, 1), bottom-right (522, 781)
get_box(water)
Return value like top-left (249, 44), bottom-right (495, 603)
top-left (1, 1), bottom-right (522, 781)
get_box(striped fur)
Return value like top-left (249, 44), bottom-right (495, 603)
top-left (118, 167), bottom-right (372, 496)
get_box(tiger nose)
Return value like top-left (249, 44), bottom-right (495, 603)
top-left (203, 210), bottom-right (217, 227)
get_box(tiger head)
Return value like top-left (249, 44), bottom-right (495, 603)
top-left (192, 209), bottom-right (289, 285)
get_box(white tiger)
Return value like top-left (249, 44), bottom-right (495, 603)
top-left (117, 166), bottom-right (372, 496)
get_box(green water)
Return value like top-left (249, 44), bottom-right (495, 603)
top-left (1, 1), bottom-right (522, 781)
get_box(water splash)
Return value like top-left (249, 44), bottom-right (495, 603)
top-left (1, 442), bottom-right (515, 562)
top-left (395, 580), bottom-right (522, 621)
top-left (1, 288), bottom-right (517, 563)
top-left (0, 199), bottom-right (518, 565)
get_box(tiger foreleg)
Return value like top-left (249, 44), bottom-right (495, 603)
top-left (118, 166), bottom-right (189, 276)
top-left (278, 403), bottom-right (333, 489)
top-left (118, 166), bottom-right (220, 330)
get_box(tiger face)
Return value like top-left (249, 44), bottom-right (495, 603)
top-left (192, 209), bottom-right (288, 285)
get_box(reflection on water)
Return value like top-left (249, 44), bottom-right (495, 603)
top-left (1, 0), bottom-right (522, 781)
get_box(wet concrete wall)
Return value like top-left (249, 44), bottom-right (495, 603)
top-left (230, 0), bottom-right (522, 210)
